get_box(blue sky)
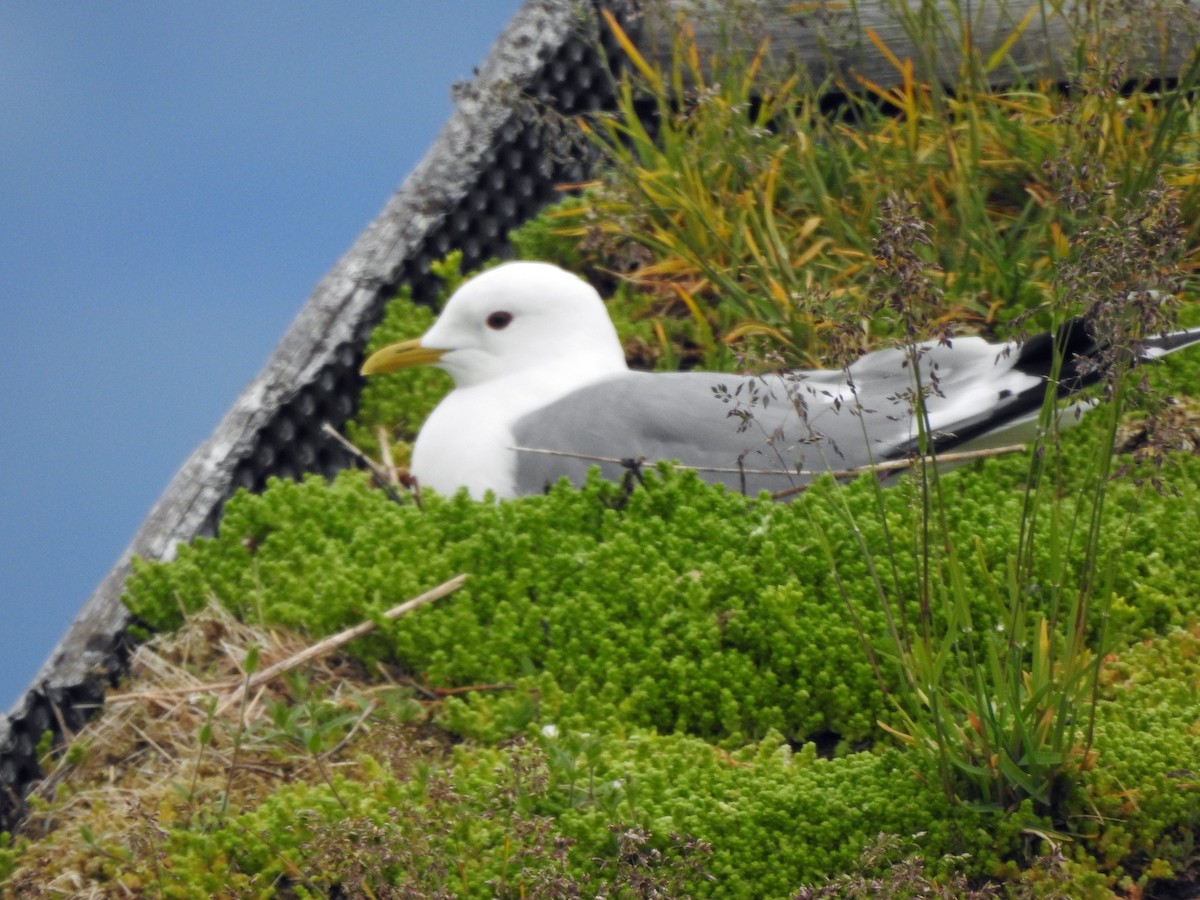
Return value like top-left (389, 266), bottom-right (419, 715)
top-left (0, 2), bottom-right (523, 710)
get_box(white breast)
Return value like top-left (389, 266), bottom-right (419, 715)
top-left (414, 381), bottom-right (532, 499)
top-left (412, 363), bottom-right (613, 500)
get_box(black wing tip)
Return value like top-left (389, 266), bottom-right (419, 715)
top-left (1013, 317), bottom-right (1200, 382)
top-left (1013, 318), bottom-right (1097, 373)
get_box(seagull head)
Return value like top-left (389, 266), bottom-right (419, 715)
top-left (361, 261), bottom-right (628, 388)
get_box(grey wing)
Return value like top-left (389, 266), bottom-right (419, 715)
top-left (511, 370), bottom-right (898, 496)
top-left (511, 335), bottom-right (1065, 498)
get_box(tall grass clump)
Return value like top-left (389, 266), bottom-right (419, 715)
top-left (567, 0), bottom-right (1200, 824)
top-left (560, 3), bottom-right (1200, 368)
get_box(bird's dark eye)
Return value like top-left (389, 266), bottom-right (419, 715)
top-left (486, 311), bottom-right (513, 330)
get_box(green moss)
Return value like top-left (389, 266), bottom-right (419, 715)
top-left (1074, 628), bottom-right (1200, 886)
top-left (126, 469), bottom-right (890, 746)
top-left (86, 771), bottom-right (562, 898)
top-left (109, 434), bottom-right (1200, 895)
top-left (539, 729), bottom-right (990, 897)
top-left (126, 443), bottom-right (1200, 738)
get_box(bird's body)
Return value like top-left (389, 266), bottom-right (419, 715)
top-left (362, 261), bottom-right (1200, 500)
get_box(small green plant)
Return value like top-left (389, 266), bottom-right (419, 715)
top-left (33, 731), bottom-right (53, 767)
top-left (808, 144), bottom-right (1187, 823)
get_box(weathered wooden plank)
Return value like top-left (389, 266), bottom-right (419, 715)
top-left (636, 0), bottom-right (1196, 87)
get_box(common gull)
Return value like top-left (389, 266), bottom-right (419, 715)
top-left (362, 261), bottom-right (1200, 499)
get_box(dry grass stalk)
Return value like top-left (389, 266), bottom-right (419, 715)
top-left (106, 573), bottom-right (466, 710)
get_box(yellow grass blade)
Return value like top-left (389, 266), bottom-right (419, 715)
top-left (793, 237), bottom-right (832, 268)
top-left (797, 216), bottom-right (823, 241)
top-left (745, 37), bottom-right (770, 85)
top-left (724, 321), bottom-right (792, 344)
top-left (671, 284), bottom-right (717, 351)
top-left (602, 8), bottom-right (662, 92)
top-left (685, 22), bottom-right (703, 85)
top-left (877, 720), bottom-right (919, 746)
top-left (766, 276), bottom-right (791, 311)
top-left (867, 26), bottom-right (906, 78)
top-left (984, 5), bottom-right (1039, 75)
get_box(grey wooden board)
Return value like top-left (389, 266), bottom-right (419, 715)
top-left (639, 0), bottom-right (1199, 87)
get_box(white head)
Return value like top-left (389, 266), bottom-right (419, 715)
top-left (362, 261), bottom-right (628, 388)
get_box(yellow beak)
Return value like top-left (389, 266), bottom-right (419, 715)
top-left (360, 339), bottom-right (445, 375)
